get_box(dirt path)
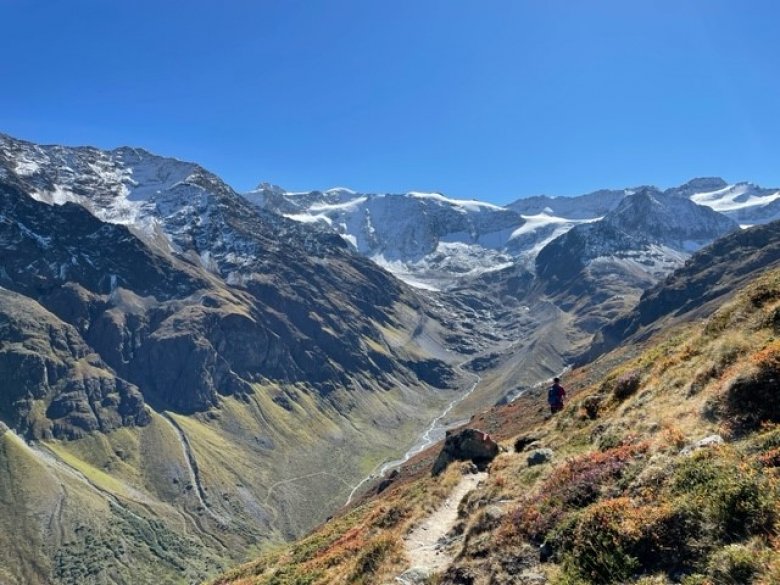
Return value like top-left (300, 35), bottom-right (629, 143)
top-left (396, 471), bottom-right (487, 583)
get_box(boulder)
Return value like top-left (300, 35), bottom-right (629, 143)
top-left (432, 428), bottom-right (499, 475)
top-left (396, 567), bottom-right (430, 584)
top-left (514, 435), bottom-right (540, 452)
top-left (374, 469), bottom-right (399, 495)
top-left (681, 434), bottom-right (724, 455)
top-left (527, 448), bottom-right (554, 467)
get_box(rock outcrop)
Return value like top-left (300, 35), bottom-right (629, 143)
top-left (432, 428), bottom-right (499, 475)
top-left (0, 288), bottom-right (149, 439)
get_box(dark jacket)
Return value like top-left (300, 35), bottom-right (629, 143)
top-left (548, 383), bottom-right (566, 407)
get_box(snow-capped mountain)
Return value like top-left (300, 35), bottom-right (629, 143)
top-left (536, 189), bottom-right (740, 283)
top-left (0, 135), bottom-right (363, 280)
top-left (0, 133), bottom-right (454, 410)
top-left (245, 184), bottom-right (601, 290)
top-left (506, 188), bottom-right (629, 219)
top-left (247, 177), bottom-right (779, 291)
top-left (532, 189), bottom-right (740, 337)
top-left (670, 178), bottom-right (780, 226)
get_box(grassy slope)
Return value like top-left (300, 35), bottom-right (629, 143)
top-left (212, 268), bottom-right (780, 585)
top-left (0, 304), bottom-right (465, 584)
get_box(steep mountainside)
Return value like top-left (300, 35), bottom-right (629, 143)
top-left (246, 177), bottom-right (780, 418)
top-left (0, 134), bottom-right (481, 585)
top-left (587, 219), bottom-right (780, 360)
top-left (3, 131), bottom-right (780, 585)
top-left (531, 189), bottom-right (738, 347)
top-left (213, 252), bottom-right (780, 585)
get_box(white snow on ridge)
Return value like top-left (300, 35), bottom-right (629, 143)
top-left (691, 184), bottom-right (780, 212)
top-left (340, 233), bottom-right (358, 248)
top-left (406, 191), bottom-right (504, 212)
top-left (309, 196), bottom-right (368, 213)
top-left (284, 212), bottom-right (334, 225)
top-left (325, 187), bottom-right (358, 195)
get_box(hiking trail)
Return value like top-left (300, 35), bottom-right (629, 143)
top-left (396, 471), bottom-right (487, 583)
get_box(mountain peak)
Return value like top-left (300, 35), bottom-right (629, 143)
top-left (251, 181), bottom-right (287, 195)
top-left (679, 177), bottom-right (729, 191)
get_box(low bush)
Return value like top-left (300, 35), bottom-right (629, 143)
top-left (707, 543), bottom-right (763, 585)
top-left (724, 342), bottom-right (780, 433)
top-left (506, 443), bottom-right (648, 543)
top-left (613, 371), bottom-right (642, 401)
top-left (347, 536), bottom-right (398, 583)
top-left (581, 395), bottom-right (604, 420)
top-left (671, 449), bottom-right (778, 542)
top-left (266, 566), bottom-right (323, 585)
top-left (555, 498), bottom-right (702, 584)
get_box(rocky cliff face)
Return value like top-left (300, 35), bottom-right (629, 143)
top-left (536, 189), bottom-right (739, 283)
top-left (0, 288), bottom-right (149, 440)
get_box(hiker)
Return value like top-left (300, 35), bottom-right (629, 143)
top-left (548, 377), bottom-right (566, 414)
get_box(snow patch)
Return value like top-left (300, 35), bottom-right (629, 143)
top-left (325, 187), bottom-right (357, 195)
top-left (406, 191), bottom-right (504, 212)
top-left (309, 196), bottom-right (368, 213)
top-left (283, 212), bottom-right (333, 226)
top-left (340, 233), bottom-right (358, 248)
top-left (14, 159), bottom-right (40, 176)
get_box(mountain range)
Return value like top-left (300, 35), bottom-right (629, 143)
top-left (1, 131), bottom-right (779, 584)
top-left (247, 177), bottom-right (778, 291)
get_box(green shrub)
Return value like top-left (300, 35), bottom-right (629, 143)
top-left (671, 450), bottom-right (777, 541)
top-left (557, 499), bottom-right (640, 584)
top-left (707, 544), bottom-right (762, 585)
top-left (724, 343), bottom-right (780, 433)
top-left (555, 498), bottom-right (702, 584)
top-left (581, 395), bottom-right (604, 420)
top-left (266, 566), bottom-right (323, 585)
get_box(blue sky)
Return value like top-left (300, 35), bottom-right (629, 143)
top-left (2, 1), bottom-right (779, 203)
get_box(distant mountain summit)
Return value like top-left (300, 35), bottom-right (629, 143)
top-left (536, 188), bottom-right (739, 283)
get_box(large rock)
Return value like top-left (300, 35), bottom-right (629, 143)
top-left (432, 428), bottom-right (499, 475)
top-left (680, 434), bottom-right (724, 455)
